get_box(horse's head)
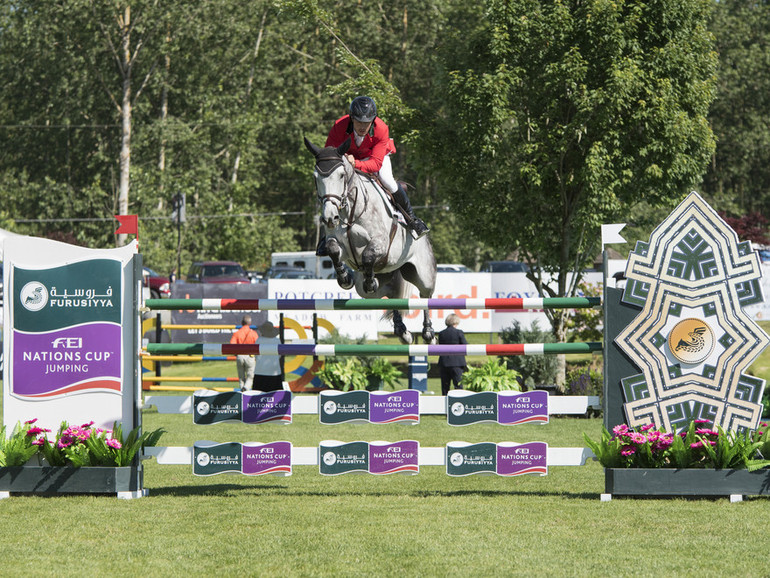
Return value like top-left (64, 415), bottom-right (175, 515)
top-left (304, 137), bottom-right (353, 229)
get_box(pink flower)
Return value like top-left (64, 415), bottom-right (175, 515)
top-left (696, 429), bottom-right (719, 436)
top-left (690, 441), bottom-right (703, 449)
top-left (106, 438), bottom-right (122, 450)
top-left (26, 427), bottom-right (46, 437)
top-left (693, 419), bottom-right (711, 424)
top-left (630, 432), bottom-right (647, 444)
top-left (612, 424), bottom-right (630, 437)
top-left (80, 421), bottom-right (95, 428)
top-left (31, 439), bottom-right (45, 446)
top-left (24, 418), bottom-right (38, 425)
top-left (621, 446), bottom-right (636, 456)
top-left (640, 424), bottom-right (654, 432)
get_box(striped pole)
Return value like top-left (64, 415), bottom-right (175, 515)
top-left (141, 376), bottom-right (239, 383)
top-left (145, 342), bottom-right (602, 356)
top-left (145, 297), bottom-right (600, 311)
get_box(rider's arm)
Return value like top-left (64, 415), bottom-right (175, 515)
top-left (354, 119), bottom-right (393, 174)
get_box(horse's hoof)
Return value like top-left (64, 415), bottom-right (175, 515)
top-left (363, 278), bottom-right (379, 294)
top-left (399, 331), bottom-right (413, 345)
top-left (337, 273), bottom-right (354, 290)
top-left (422, 329), bottom-right (435, 343)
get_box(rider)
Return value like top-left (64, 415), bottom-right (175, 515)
top-left (317, 96), bottom-right (429, 256)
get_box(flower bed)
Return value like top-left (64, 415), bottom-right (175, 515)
top-left (0, 418), bottom-right (163, 497)
top-left (586, 420), bottom-right (770, 497)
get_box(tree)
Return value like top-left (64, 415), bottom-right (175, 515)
top-left (703, 0), bottom-right (770, 215)
top-left (430, 0), bottom-right (718, 348)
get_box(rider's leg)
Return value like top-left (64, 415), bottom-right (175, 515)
top-left (378, 155), bottom-right (429, 238)
top-left (315, 234), bottom-right (328, 256)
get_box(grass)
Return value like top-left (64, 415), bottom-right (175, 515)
top-left (3, 328), bottom-right (770, 576)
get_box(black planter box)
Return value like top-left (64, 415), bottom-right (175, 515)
top-left (0, 464), bottom-right (143, 496)
top-left (605, 467), bottom-right (770, 497)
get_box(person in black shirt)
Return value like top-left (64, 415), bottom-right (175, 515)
top-left (437, 314), bottom-right (468, 396)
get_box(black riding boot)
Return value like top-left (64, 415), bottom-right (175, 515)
top-left (393, 184), bottom-right (429, 238)
top-left (316, 235), bottom-right (328, 256)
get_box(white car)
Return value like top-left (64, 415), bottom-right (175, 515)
top-left (437, 263), bottom-right (472, 273)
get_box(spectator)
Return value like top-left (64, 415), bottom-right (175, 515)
top-left (252, 321), bottom-right (285, 392)
top-left (437, 314), bottom-right (467, 396)
top-left (230, 315), bottom-right (257, 390)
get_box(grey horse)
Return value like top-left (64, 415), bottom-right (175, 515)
top-left (305, 137), bottom-right (436, 344)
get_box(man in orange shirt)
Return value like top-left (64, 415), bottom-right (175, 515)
top-left (230, 315), bottom-right (258, 390)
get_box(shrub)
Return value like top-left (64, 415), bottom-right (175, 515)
top-left (499, 320), bottom-right (558, 388)
top-left (463, 359), bottom-right (522, 392)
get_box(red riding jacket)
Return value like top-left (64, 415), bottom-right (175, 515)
top-left (325, 115), bottom-right (396, 174)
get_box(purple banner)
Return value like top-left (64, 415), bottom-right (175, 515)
top-left (369, 390), bottom-right (420, 424)
top-left (497, 390), bottom-right (549, 425)
top-left (242, 442), bottom-right (292, 475)
top-left (496, 442), bottom-right (548, 476)
top-left (242, 390), bottom-right (292, 424)
top-left (12, 323), bottom-right (121, 397)
top-left (368, 441), bottom-right (419, 475)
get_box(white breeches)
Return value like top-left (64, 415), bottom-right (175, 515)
top-left (377, 154), bottom-right (398, 193)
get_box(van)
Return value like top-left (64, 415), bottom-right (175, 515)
top-left (270, 251), bottom-right (334, 278)
top-left (480, 261), bottom-right (529, 273)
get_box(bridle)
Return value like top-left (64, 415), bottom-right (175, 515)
top-left (315, 154), bottom-right (367, 228)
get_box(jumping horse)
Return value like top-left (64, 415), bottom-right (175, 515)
top-left (304, 137), bottom-right (437, 344)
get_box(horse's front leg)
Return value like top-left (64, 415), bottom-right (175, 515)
top-left (360, 241), bottom-right (384, 294)
top-left (326, 237), bottom-right (354, 290)
top-left (392, 310), bottom-right (412, 344)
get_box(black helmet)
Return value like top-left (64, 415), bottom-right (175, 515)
top-left (349, 96), bottom-right (377, 123)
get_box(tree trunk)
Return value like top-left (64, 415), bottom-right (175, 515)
top-left (117, 6), bottom-right (132, 246)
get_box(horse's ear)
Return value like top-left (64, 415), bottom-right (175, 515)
top-left (304, 136), bottom-right (321, 157)
top-left (337, 137), bottom-right (351, 156)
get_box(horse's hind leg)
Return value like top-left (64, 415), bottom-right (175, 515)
top-left (326, 237), bottom-right (353, 289)
top-left (421, 310), bottom-right (435, 343)
top-left (392, 310), bottom-right (412, 344)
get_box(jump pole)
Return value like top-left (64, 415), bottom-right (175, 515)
top-left (144, 297), bottom-right (600, 311)
top-left (145, 342), bottom-right (602, 356)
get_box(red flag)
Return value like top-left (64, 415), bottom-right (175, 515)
top-left (114, 214), bottom-right (138, 238)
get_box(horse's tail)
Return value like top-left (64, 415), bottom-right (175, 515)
top-left (380, 269), bottom-right (413, 322)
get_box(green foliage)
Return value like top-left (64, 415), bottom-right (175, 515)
top-left (704, 0), bottom-right (770, 217)
top-left (564, 361), bottom-right (603, 400)
top-left (366, 357), bottom-right (404, 390)
top-left (500, 321), bottom-right (559, 388)
top-left (0, 421), bottom-right (43, 467)
top-left (429, 0), bottom-right (718, 338)
top-left (585, 421), bottom-right (770, 470)
top-left (566, 282), bottom-right (603, 343)
top-left (315, 357), bottom-right (370, 391)
top-left (463, 359), bottom-right (521, 392)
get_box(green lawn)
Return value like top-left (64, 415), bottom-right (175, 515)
top-left (3, 329), bottom-right (770, 576)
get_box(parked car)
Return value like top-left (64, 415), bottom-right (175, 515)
top-left (263, 265), bottom-right (311, 279)
top-left (480, 260), bottom-right (530, 273)
top-left (437, 263), bottom-right (472, 273)
top-left (143, 267), bottom-right (170, 298)
top-left (271, 269), bottom-right (315, 279)
top-left (185, 261), bottom-right (251, 284)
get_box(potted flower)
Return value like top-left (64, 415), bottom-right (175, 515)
top-left (0, 419), bottom-right (165, 495)
top-left (585, 420), bottom-right (770, 497)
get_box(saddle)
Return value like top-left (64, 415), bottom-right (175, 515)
top-left (356, 170), bottom-right (407, 226)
